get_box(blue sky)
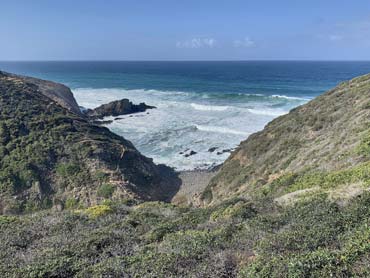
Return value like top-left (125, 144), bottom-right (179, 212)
top-left (1, 0), bottom-right (370, 60)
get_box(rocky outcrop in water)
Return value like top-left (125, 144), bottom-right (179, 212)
top-left (85, 99), bottom-right (155, 119)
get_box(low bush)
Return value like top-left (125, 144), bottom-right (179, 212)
top-left (97, 183), bottom-right (115, 198)
top-left (56, 163), bottom-right (81, 177)
top-left (75, 204), bottom-right (113, 218)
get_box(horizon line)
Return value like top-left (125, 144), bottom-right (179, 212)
top-left (1, 59), bottom-right (370, 63)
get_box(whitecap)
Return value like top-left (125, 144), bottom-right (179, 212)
top-left (191, 103), bottom-right (230, 111)
top-left (271, 94), bottom-right (311, 101)
top-left (247, 108), bottom-right (287, 116)
top-left (196, 125), bottom-right (249, 136)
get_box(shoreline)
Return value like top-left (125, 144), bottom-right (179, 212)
top-left (171, 166), bottom-right (220, 206)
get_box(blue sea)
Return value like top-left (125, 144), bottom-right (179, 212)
top-left (1, 61), bottom-right (370, 170)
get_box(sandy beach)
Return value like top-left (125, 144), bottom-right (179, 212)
top-left (171, 168), bottom-right (219, 206)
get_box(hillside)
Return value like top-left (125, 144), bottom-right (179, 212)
top-left (0, 72), bottom-right (369, 277)
top-left (0, 71), bottom-right (179, 214)
top-left (202, 74), bottom-right (370, 205)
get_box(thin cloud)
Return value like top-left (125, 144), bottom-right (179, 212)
top-left (328, 34), bottom-right (343, 41)
top-left (234, 37), bottom-right (255, 48)
top-left (176, 38), bottom-right (216, 49)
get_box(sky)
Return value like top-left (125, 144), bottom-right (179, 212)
top-left (1, 0), bottom-right (370, 61)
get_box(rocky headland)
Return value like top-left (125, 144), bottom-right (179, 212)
top-left (0, 71), bottom-right (179, 214)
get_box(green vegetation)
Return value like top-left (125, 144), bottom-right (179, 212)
top-left (56, 163), bottom-right (81, 177)
top-left (65, 197), bottom-right (81, 209)
top-left (97, 183), bottom-right (115, 198)
top-left (210, 199), bottom-right (256, 221)
top-left (75, 204), bottom-right (114, 218)
top-left (0, 215), bottom-right (17, 225)
top-left (357, 126), bottom-right (370, 157)
top-left (262, 161), bottom-right (370, 199)
top-left (1, 194), bottom-right (370, 277)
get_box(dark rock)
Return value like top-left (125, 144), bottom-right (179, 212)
top-left (85, 99), bottom-right (156, 119)
top-left (114, 117), bottom-right (123, 120)
top-left (180, 149), bottom-right (189, 155)
top-left (208, 147), bottom-right (218, 152)
top-left (216, 149), bottom-right (232, 155)
top-left (92, 120), bottom-right (113, 125)
top-left (185, 150), bottom-right (197, 157)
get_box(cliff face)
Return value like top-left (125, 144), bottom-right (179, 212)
top-left (202, 74), bottom-right (370, 204)
top-left (0, 72), bottom-right (179, 214)
top-left (2, 71), bottom-right (83, 116)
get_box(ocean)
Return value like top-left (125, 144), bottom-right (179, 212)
top-left (1, 61), bottom-right (370, 170)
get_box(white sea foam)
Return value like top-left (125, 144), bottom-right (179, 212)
top-left (247, 108), bottom-right (287, 117)
top-left (191, 103), bottom-right (230, 111)
top-left (271, 94), bottom-right (311, 101)
top-left (196, 125), bottom-right (250, 136)
top-left (73, 87), bottom-right (303, 170)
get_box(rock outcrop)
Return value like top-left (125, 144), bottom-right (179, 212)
top-left (85, 99), bottom-right (155, 119)
top-left (0, 72), bottom-right (179, 214)
top-left (0, 71), bottom-right (82, 116)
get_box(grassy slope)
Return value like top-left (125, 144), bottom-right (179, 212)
top-left (1, 194), bottom-right (369, 277)
top-left (202, 74), bottom-right (370, 205)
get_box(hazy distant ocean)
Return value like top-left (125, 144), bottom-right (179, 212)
top-left (2, 61), bottom-right (370, 170)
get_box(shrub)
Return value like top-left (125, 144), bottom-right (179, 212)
top-left (97, 183), bottom-right (115, 198)
top-left (160, 229), bottom-right (216, 257)
top-left (95, 171), bottom-right (109, 182)
top-left (210, 201), bottom-right (256, 221)
top-left (0, 215), bottom-right (17, 225)
top-left (145, 222), bottom-right (177, 242)
top-left (75, 204), bottom-right (113, 218)
top-left (56, 162), bottom-right (80, 177)
top-left (65, 197), bottom-right (80, 209)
